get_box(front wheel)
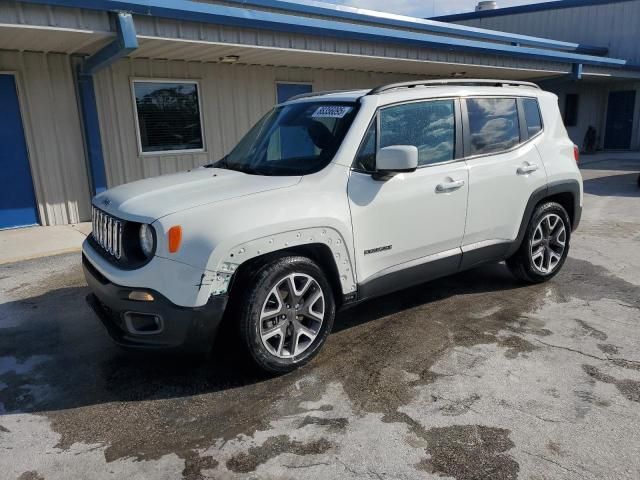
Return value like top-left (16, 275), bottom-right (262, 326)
top-left (507, 202), bottom-right (571, 283)
top-left (238, 255), bottom-right (335, 374)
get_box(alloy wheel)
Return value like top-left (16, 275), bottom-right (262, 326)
top-left (259, 273), bottom-right (325, 358)
top-left (530, 213), bottom-right (567, 274)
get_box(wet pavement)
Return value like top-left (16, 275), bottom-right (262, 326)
top-left (1, 157), bottom-right (640, 480)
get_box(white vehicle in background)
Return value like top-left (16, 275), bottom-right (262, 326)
top-left (84, 79), bottom-right (583, 373)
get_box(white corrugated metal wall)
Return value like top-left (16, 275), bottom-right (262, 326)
top-left (93, 58), bottom-right (417, 187)
top-left (449, 1), bottom-right (640, 150)
top-left (0, 50), bottom-right (91, 225)
top-left (452, 0), bottom-right (640, 64)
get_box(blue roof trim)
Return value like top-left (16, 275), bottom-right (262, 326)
top-left (17, 0), bottom-right (628, 68)
top-left (221, 0), bottom-right (607, 55)
top-left (433, 0), bottom-right (633, 22)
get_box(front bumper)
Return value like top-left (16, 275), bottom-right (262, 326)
top-left (83, 255), bottom-right (228, 353)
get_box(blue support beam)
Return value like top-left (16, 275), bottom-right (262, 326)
top-left (79, 11), bottom-right (138, 75)
top-left (77, 74), bottom-right (108, 194)
top-left (77, 12), bottom-right (137, 195)
top-left (17, 0), bottom-right (628, 68)
top-left (572, 63), bottom-right (584, 81)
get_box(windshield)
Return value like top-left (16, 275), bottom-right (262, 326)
top-left (214, 102), bottom-right (358, 176)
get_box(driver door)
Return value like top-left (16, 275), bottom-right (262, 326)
top-left (347, 98), bottom-right (468, 286)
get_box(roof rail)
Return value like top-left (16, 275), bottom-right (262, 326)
top-left (367, 79), bottom-right (541, 95)
top-left (286, 89), bottom-right (355, 102)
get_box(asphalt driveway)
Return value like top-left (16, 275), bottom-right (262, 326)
top-left (1, 157), bottom-right (639, 480)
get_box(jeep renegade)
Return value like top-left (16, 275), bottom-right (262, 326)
top-left (84, 79), bottom-right (583, 373)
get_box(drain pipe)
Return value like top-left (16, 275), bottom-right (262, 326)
top-left (77, 12), bottom-right (138, 195)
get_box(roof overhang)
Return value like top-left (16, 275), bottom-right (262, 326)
top-left (12, 0), bottom-right (629, 68)
top-left (4, 0), bottom-right (640, 82)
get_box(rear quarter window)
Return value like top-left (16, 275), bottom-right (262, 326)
top-left (522, 98), bottom-right (543, 137)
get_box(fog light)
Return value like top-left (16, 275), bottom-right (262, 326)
top-left (128, 291), bottom-right (155, 302)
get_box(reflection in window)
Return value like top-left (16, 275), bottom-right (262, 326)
top-left (467, 98), bottom-right (520, 156)
top-left (133, 81), bottom-right (203, 153)
top-left (354, 122), bottom-right (377, 171)
top-left (379, 100), bottom-right (455, 166)
top-left (523, 98), bottom-right (543, 138)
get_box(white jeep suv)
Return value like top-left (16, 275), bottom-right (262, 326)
top-left (83, 79), bottom-right (582, 373)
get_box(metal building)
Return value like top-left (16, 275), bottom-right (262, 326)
top-left (434, 0), bottom-right (640, 153)
top-left (0, 0), bottom-right (638, 228)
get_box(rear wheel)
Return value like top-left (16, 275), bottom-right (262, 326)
top-left (238, 255), bottom-right (335, 374)
top-left (507, 202), bottom-right (571, 283)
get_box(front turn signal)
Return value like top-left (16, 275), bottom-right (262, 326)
top-left (168, 226), bottom-right (182, 253)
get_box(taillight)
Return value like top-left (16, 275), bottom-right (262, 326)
top-left (573, 145), bottom-right (580, 164)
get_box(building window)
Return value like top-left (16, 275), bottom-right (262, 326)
top-left (522, 98), bottom-right (543, 137)
top-left (467, 98), bottom-right (520, 156)
top-left (133, 80), bottom-right (203, 154)
top-left (276, 82), bottom-right (312, 103)
top-left (564, 94), bottom-right (579, 127)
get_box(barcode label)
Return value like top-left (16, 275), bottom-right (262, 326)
top-left (312, 106), bottom-right (352, 118)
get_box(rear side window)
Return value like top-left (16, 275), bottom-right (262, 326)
top-left (467, 98), bottom-right (520, 156)
top-left (379, 99), bottom-right (455, 166)
top-left (522, 98), bottom-right (543, 137)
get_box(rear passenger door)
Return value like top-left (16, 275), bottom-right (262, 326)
top-left (461, 97), bottom-right (547, 265)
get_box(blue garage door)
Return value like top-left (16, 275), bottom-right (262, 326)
top-left (0, 74), bottom-right (38, 229)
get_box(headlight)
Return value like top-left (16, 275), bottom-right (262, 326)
top-left (139, 224), bottom-right (155, 258)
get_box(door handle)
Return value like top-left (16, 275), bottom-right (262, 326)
top-left (436, 179), bottom-right (465, 192)
top-left (517, 163), bottom-right (539, 175)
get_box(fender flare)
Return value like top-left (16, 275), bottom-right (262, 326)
top-left (201, 227), bottom-right (357, 297)
top-left (506, 179), bottom-right (582, 258)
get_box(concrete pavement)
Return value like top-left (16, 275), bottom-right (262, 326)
top-left (0, 223), bottom-right (91, 265)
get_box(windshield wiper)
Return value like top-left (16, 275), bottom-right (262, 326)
top-left (205, 156), bottom-right (228, 169)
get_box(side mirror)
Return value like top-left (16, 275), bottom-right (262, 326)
top-left (374, 145), bottom-right (418, 180)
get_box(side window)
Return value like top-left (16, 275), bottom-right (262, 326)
top-left (467, 98), bottom-right (520, 156)
top-left (354, 121), bottom-right (377, 172)
top-left (522, 98), bottom-right (543, 137)
top-left (379, 100), bottom-right (455, 166)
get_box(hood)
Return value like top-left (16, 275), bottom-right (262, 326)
top-left (93, 167), bottom-right (301, 223)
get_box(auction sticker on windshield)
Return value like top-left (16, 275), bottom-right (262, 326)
top-left (312, 105), bottom-right (353, 118)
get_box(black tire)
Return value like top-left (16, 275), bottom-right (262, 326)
top-left (507, 202), bottom-right (571, 284)
top-left (238, 255), bottom-right (335, 374)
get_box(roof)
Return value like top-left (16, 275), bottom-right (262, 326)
top-left (14, 0), bottom-right (630, 68)
top-left (432, 0), bottom-right (635, 22)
